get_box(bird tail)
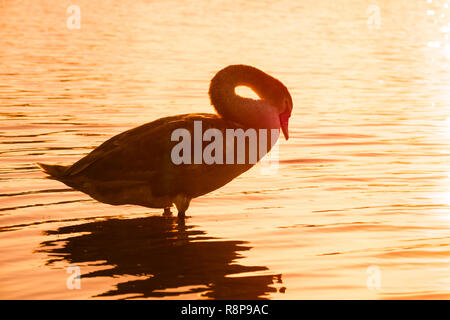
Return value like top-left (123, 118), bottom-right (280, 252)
top-left (37, 162), bottom-right (69, 179)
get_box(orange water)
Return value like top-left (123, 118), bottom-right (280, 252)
top-left (0, 0), bottom-right (449, 299)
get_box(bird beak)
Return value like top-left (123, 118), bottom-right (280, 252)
top-left (281, 122), bottom-right (289, 140)
top-left (279, 112), bottom-right (290, 140)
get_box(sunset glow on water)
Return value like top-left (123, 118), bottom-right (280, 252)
top-left (0, 0), bottom-right (449, 299)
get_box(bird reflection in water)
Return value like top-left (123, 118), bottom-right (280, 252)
top-left (39, 216), bottom-right (283, 299)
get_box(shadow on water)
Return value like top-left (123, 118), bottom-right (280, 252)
top-left (39, 215), bottom-right (282, 299)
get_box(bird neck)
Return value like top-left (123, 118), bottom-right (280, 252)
top-left (208, 65), bottom-right (282, 129)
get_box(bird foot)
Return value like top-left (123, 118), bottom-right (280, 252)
top-left (177, 210), bottom-right (186, 219)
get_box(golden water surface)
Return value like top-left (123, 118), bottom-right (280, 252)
top-left (0, 0), bottom-right (449, 299)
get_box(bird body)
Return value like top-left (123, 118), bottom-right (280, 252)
top-left (38, 65), bottom-right (293, 217)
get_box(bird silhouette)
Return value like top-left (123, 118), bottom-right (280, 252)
top-left (38, 65), bottom-right (293, 217)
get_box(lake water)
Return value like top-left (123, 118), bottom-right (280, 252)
top-left (0, 0), bottom-right (449, 299)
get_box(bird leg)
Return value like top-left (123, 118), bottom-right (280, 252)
top-left (163, 207), bottom-right (172, 216)
top-left (173, 194), bottom-right (191, 219)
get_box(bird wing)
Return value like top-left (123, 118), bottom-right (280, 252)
top-left (66, 113), bottom-right (209, 176)
top-left (64, 113), bottom-right (255, 199)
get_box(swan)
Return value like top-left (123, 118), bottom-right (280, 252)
top-left (38, 65), bottom-right (293, 218)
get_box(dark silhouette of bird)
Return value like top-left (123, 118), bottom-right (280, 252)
top-left (38, 65), bottom-right (293, 218)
